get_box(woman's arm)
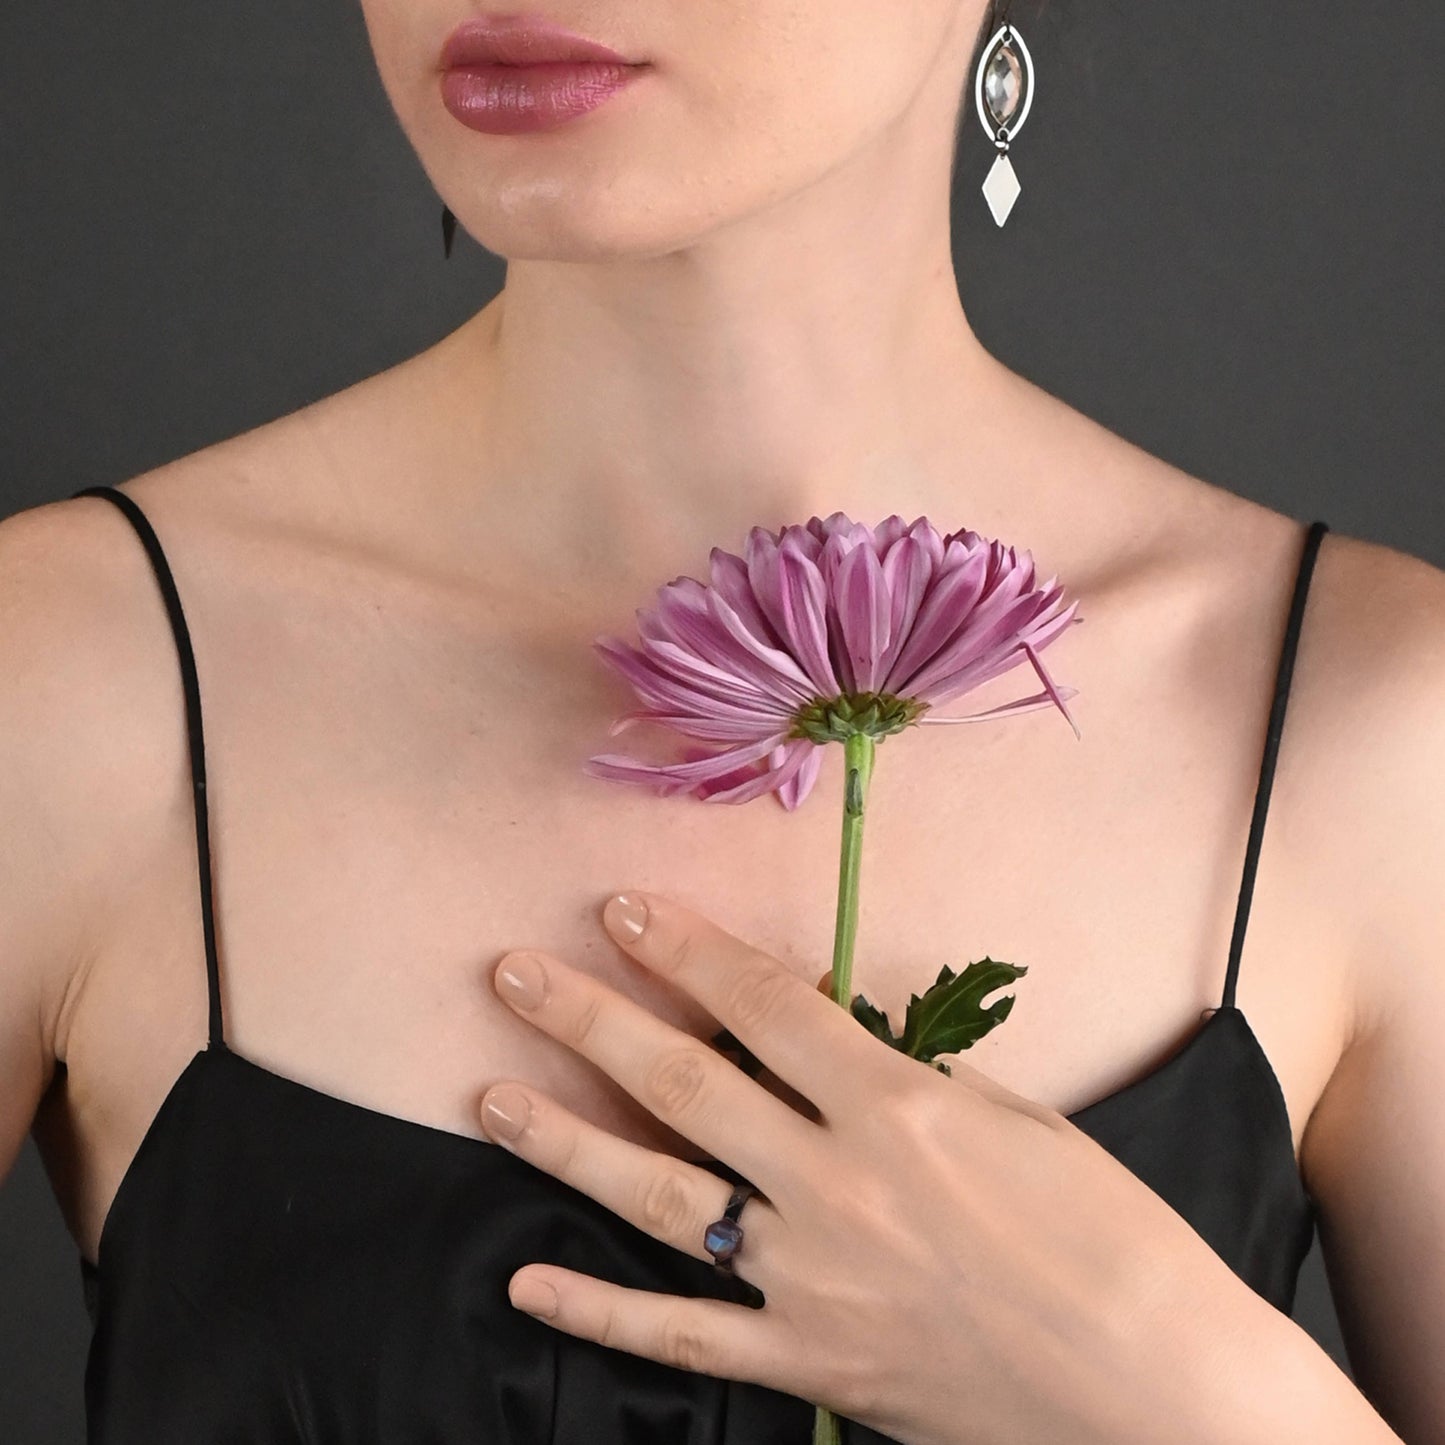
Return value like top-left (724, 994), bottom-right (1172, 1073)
top-left (0, 500), bottom-right (154, 1194)
top-left (1294, 536), bottom-right (1445, 1445)
top-left (0, 767), bottom-right (53, 1194)
top-left (0, 506), bottom-right (84, 1189)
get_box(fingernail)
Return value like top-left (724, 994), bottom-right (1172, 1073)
top-left (511, 1275), bottom-right (558, 1318)
top-left (482, 1086), bottom-right (531, 1145)
top-left (606, 893), bottom-right (649, 940)
top-left (496, 953), bottom-right (547, 1011)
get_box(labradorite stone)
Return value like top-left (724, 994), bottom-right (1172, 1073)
top-left (704, 1218), bottom-right (743, 1261)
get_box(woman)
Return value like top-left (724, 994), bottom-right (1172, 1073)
top-left (2, 0), bottom-right (1439, 1440)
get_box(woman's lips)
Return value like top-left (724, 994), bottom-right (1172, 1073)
top-left (440, 61), bottom-right (646, 134)
top-left (439, 15), bottom-right (648, 133)
top-left (440, 15), bottom-right (639, 68)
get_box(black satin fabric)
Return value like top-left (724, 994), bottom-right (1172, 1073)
top-left (80, 1007), bottom-right (1316, 1445)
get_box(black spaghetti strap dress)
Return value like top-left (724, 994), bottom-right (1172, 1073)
top-left (67, 484), bottom-right (1327, 1443)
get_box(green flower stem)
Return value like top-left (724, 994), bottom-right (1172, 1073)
top-left (829, 731), bottom-right (875, 1012)
top-left (815, 729), bottom-right (876, 1445)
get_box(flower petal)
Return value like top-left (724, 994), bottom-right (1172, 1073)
top-left (907, 592), bottom-right (1081, 707)
top-left (646, 595), bottom-right (797, 708)
top-left (775, 537), bottom-right (840, 696)
top-left (693, 737), bottom-right (817, 806)
top-left (1015, 594), bottom-right (1082, 654)
top-left (641, 637), bottom-right (794, 714)
top-left (918, 684), bottom-right (1080, 726)
top-left (775, 737), bottom-right (825, 811)
top-left (875, 534), bottom-right (934, 682)
top-left (834, 542), bottom-right (892, 693)
top-left (708, 548), bottom-right (784, 650)
top-left (907, 516), bottom-right (947, 573)
top-left (743, 527), bottom-right (791, 658)
top-left (882, 545), bottom-right (991, 691)
top-left (583, 729), bottom-right (792, 793)
top-left (704, 587), bottom-right (818, 706)
top-left (594, 638), bottom-right (786, 722)
top-left (1022, 637), bottom-right (1082, 739)
top-left (779, 521), bottom-right (825, 566)
top-left (687, 745), bottom-right (785, 801)
top-left (816, 527), bottom-right (861, 602)
top-left (608, 709), bottom-right (791, 743)
top-left (871, 514), bottom-right (913, 556)
top-left (901, 589), bottom-right (1050, 701)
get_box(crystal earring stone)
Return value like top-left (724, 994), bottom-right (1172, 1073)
top-left (984, 45), bottom-right (1023, 129)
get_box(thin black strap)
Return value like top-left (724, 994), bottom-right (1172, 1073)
top-left (70, 485), bottom-right (227, 1048)
top-left (1221, 519), bottom-right (1329, 1011)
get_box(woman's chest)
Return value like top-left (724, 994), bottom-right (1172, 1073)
top-left (45, 600), bottom-right (1345, 1265)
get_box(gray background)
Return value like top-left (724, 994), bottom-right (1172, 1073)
top-left (2, 1), bottom-right (1441, 1437)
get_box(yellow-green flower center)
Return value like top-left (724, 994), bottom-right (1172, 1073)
top-left (789, 691), bottom-right (927, 745)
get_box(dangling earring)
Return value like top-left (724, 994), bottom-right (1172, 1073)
top-left (974, 9), bottom-right (1036, 227)
top-left (441, 203), bottom-right (458, 260)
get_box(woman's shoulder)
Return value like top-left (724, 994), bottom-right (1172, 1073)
top-left (1283, 513), bottom-right (1445, 851)
top-left (0, 480), bottom-right (192, 833)
top-left (1182, 495), bottom-right (1445, 973)
top-left (0, 464), bottom-right (257, 1069)
top-left (1121, 471), bottom-right (1445, 1048)
top-left (0, 400), bottom-right (332, 802)
top-left (1140, 465), bottom-right (1445, 723)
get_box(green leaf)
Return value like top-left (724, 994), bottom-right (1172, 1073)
top-left (711, 957), bottom-right (1026, 1080)
top-left (847, 993), bottom-right (899, 1047)
top-left (900, 957), bottom-right (1028, 1063)
top-left (852, 957), bottom-right (1028, 1068)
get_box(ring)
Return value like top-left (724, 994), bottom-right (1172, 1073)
top-left (703, 1181), bottom-right (759, 1275)
top-left (694, 1161), bottom-right (768, 1308)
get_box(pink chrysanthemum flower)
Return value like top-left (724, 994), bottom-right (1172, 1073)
top-left (584, 513), bottom-right (1081, 811)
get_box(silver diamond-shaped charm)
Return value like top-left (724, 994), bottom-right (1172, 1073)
top-left (982, 153), bottom-right (1021, 227)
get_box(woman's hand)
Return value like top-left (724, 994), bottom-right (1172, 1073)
top-left (478, 891), bottom-right (1315, 1445)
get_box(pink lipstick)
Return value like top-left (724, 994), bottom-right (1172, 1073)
top-left (439, 15), bottom-right (649, 135)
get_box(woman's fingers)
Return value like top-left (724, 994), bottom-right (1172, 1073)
top-left (479, 1081), bottom-right (783, 1281)
top-left (597, 892), bottom-right (915, 1115)
top-left (503, 1266), bottom-right (808, 1402)
top-left (490, 945), bottom-right (824, 1197)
